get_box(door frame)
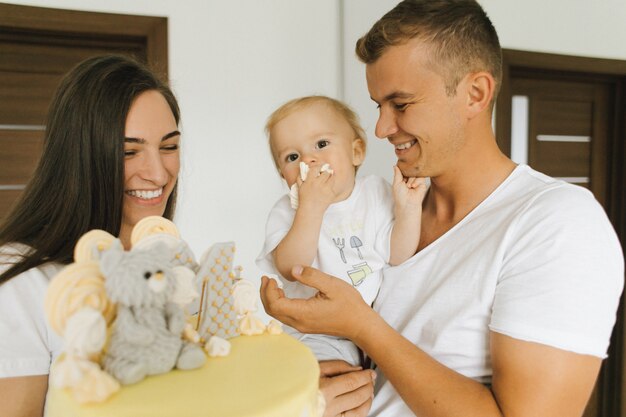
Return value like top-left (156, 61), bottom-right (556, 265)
top-left (0, 3), bottom-right (169, 219)
top-left (0, 2), bottom-right (168, 77)
top-left (496, 49), bottom-right (626, 417)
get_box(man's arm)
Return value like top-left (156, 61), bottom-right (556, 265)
top-left (490, 332), bottom-right (600, 417)
top-left (357, 316), bottom-right (600, 417)
top-left (261, 268), bottom-right (602, 417)
top-left (0, 375), bottom-right (48, 417)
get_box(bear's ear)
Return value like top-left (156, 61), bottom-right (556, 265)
top-left (100, 239), bottom-right (125, 277)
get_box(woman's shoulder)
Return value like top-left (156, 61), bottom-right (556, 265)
top-left (0, 242), bottom-right (32, 258)
top-left (0, 243), bottom-right (63, 285)
top-left (0, 243), bottom-right (31, 276)
top-left (0, 247), bottom-right (64, 377)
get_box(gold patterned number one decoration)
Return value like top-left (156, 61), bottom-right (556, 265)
top-left (195, 242), bottom-right (240, 340)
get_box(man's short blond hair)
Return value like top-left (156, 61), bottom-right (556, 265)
top-left (356, 0), bottom-right (502, 101)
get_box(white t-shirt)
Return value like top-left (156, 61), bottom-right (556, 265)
top-left (0, 245), bottom-right (64, 378)
top-left (370, 165), bottom-right (624, 417)
top-left (256, 175), bottom-right (394, 304)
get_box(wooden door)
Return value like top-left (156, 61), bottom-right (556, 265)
top-left (0, 3), bottom-right (168, 221)
top-left (510, 75), bottom-right (612, 203)
top-left (497, 49), bottom-right (626, 417)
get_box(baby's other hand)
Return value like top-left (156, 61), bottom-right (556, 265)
top-left (392, 165), bottom-right (427, 214)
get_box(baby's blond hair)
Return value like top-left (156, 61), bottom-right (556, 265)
top-left (265, 95), bottom-right (367, 171)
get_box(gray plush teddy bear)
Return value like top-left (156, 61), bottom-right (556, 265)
top-left (100, 241), bottom-right (205, 385)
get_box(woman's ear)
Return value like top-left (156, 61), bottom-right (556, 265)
top-left (465, 71), bottom-right (496, 119)
top-left (352, 137), bottom-right (366, 167)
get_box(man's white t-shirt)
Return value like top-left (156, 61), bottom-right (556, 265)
top-left (370, 165), bottom-right (624, 417)
top-left (0, 245), bottom-right (64, 377)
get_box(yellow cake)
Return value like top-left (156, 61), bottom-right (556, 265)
top-left (46, 333), bottom-right (321, 417)
top-left (43, 217), bottom-right (323, 417)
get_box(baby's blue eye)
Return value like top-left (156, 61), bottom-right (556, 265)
top-left (316, 139), bottom-right (329, 149)
top-left (286, 153), bottom-right (299, 163)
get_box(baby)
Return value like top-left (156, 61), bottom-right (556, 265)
top-left (256, 95), bottom-right (426, 366)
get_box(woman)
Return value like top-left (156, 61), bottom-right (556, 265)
top-left (0, 54), bottom-right (181, 417)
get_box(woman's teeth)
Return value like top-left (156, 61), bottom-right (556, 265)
top-left (127, 188), bottom-right (163, 199)
top-left (395, 140), bottom-right (416, 150)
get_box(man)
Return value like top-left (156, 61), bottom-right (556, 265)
top-left (261, 1), bottom-right (624, 416)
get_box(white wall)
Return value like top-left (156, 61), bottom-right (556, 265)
top-left (4, 1), bottom-right (341, 316)
top-left (5, 0), bottom-right (626, 315)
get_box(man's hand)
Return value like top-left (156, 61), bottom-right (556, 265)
top-left (260, 266), bottom-right (375, 341)
top-left (319, 361), bottom-right (375, 417)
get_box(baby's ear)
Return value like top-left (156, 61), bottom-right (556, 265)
top-left (352, 137), bottom-right (366, 167)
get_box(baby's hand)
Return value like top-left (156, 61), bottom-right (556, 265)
top-left (392, 165), bottom-right (427, 215)
top-left (297, 166), bottom-right (337, 212)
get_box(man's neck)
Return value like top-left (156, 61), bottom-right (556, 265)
top-left (418, 130), bottom-right (516, 251)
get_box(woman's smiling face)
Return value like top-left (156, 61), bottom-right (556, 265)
top-left (121, 90), bottom-right (180, 241)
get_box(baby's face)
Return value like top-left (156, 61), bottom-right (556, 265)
top-left (270, 102), bottom-right (364, 194)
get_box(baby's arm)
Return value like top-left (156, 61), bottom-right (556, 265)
top-left (389, 166), bottom-right (427, 266)
top-left (273, 171), bottom-right (337, 280)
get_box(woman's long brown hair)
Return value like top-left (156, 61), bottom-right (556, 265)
top-left (0, 55), bottom-right (180, 284)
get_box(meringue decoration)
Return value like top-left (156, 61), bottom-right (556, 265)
top-left (238, 312), bottom-right (266, 336)
top-left (183, 323), bottom-right (201, 343)
top-left (266, 319), bottom-right (284, 335)
top-left (73, 230), bottom-right (116, 263)
top-left (204, 336), bottom-right (231, 357)
top-left (51, 356), bottom-right (120, 403)
top-left (63, 307), bottom-right (107, 358)
top-left (44, 261), bottom-right (116, 336)
top-left (232, 279), bottom-right (258, 315)
top-left (171, 266), bottom-right (199, 307)
top-left (130, 216), bottom-right (180, 246)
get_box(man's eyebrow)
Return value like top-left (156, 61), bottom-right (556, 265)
top-left (124, 130), bottom-right (181, 144)
top-left (371, 92), bottom-right (414, 104)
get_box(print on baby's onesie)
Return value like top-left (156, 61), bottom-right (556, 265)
top-left (349, 235), bottom-right (363, 259)
top-left (325, 219), bottom-right (364, 238)
top-left (332, 237), bottom-right (347, 263)
top-left (331, 233), bottom-right (372, 286)
top-left (347, 261), bottom-right (372, 286)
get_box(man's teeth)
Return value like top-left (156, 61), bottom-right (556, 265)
top-left (395, 140), bottom-right (416, 150)
top-left (128, 188), bottom-right (163, 199)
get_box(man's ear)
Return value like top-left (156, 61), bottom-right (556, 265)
top-left (352, 137), bottom-right (366, 167)
top-left (465, 71), bottom-right (496, 119)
